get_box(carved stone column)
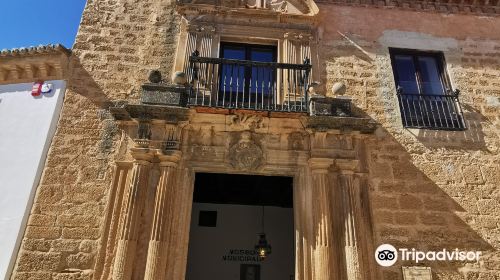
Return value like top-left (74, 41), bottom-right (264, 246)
top-left (144, 151), bottom-right (181, 280)
top-left (112, 147), bottom-right (153, 280)
top-left (308, 157), bottom-right (337, 280)
top-left (337, 159), bottom-right (363, 280)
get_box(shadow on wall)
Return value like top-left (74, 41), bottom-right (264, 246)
top-left (365, 124), bottom-right (498, 280)
top-left (67, 54), bottom-right (112, 109)
top-left (412, 104), bottom-right (488, 152)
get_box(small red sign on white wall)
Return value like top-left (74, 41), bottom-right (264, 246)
top-left (32, 82), bottom-right (53, 96)
top-left (31, 82), bottom-right (43, 96)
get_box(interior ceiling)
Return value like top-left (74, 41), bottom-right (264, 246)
top-left (193, 173), bottom-right (294, 208)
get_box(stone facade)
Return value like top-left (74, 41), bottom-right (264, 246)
top-left (7, 0), bottom-right (500, 280)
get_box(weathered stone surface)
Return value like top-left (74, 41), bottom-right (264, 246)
top-left (7, 1), bottom-right (500, 280)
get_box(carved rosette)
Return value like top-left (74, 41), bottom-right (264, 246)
top-left (228, 132), bottom-right (263, 170)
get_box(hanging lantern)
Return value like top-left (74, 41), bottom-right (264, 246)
top-left (255, 233), bottom-right (272, 259)
top-left (255, 206), bottom-right (272, 259)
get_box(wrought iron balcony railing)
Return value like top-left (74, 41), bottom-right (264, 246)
top-left (396, 88), bottom-right (466, 130)
top-left (187, 52), bottom-right (312, 113)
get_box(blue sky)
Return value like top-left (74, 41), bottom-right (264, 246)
top-left (0, 0), bottom-right (87, 50)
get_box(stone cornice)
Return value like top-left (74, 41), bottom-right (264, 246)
top-left (315, 0), bottom-right (500, 16)
top-left (0, 44), bottom-right (71, 85)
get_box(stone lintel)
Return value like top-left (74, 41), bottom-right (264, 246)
top-left (110, 103), bottom-right (190, 123)
top-left (303, 115), bottom-right (378, 134)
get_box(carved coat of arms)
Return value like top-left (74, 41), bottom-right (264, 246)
top-left (228, 132), bottom-right (263, 170)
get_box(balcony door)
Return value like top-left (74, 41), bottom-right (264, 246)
top-left (219, 43), bottom-right (277, 108)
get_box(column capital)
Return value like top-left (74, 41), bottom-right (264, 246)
top-left (157, 150), bottom-right (182, 167)
top-left (130, 147), bottom-right (155, 163)
top-left (308, 158), bottom-right (334, 173)
top-left (335, 159), bottom-right (359, 174)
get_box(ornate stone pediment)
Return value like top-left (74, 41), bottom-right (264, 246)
top-left (178, 0), bottom-right (318, 16)
top-left (228, 131), bottom-right (264, 170)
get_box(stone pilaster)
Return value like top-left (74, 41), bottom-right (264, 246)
top-left (144, 151), bottom-right (181, 280)
top-left (112, 147), bottom-right (154, 280)
top-left (337, 159), bottom-right (363, 280)
top-left (308, 157), bottom-right (337, 280)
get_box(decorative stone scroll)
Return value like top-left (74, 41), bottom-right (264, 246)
top-left (229, 112), bottom-right (264, 130)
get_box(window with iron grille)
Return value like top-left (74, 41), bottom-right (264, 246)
top-left (389, 48), bottom-right (466, 130)
top-left (219, 42), bottom-right (277, 104)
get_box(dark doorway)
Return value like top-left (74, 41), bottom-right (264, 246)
top-left (186, 173), bottom-right (294, 280)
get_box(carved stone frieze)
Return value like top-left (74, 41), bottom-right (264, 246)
top-left (228, 131), bottom-right (264, 170)
top-left (187, 24), bottom-right (217, 34)
top-left (190, 145), bottom-right (217, 160)
top-left (284, 31), bottom-right (314, 42)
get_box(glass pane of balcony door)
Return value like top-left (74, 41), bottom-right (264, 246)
top-left (219, 43), bottom-right (276, 108)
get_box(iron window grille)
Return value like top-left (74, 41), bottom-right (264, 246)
top-left (187, 42), bottom-right (311, 112)
top-left (389, 48), bottom-right (466, 130)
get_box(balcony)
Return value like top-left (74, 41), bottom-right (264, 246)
top-left (186, 53), bottom-right (312, 113)
top-left (397, 88), bottom-right (466, 130)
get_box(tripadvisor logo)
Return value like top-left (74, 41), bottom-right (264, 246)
top-left (375, 244), bottom-right (481, 267)
top-left (375, 244), bottom-right (398, 267)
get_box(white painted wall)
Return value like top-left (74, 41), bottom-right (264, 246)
top-left (186, 203), bottom-right (295, 280)
top-left (0, 81), bottom-right (65, 280)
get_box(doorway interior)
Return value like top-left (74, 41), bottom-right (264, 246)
top-left (186, 173), bottom-right (295, 280)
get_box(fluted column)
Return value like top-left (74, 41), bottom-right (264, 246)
top-left (337, 160), bottom-right (363, 280)
top-left (144, 151), bottom-right (181, 280)
top-left (308, 158), bottom-right (337, 280)
top-left (112, 147), bottom-right (153, 280)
